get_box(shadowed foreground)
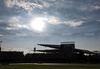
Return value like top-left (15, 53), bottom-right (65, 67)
top-left (0, 65), bottom-right (100, 69)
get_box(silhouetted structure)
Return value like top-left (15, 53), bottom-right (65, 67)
top-left (0, 41), bottom-right (100, 64)
top-left (0, 51), bottom-right (24, 65)
top-left (0, 41), bottom-right (24, 65)
top-left (25, 41), bottom-right (100, 63)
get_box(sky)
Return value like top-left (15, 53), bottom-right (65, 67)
top-left (0, 0), bottom-right (100, 54)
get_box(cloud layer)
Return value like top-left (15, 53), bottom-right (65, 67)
top-left (0, 0), bottom-right (99, 36)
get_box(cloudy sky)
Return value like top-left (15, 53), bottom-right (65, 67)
top-left (0, 0), bottom-right (100, 54)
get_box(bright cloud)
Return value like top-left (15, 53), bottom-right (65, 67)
top-left (8, 17), bottom-right (19, 23)
top-left (10, 24), bottom-right (28, 28)
top-left (0, 34), bottom-right (3, 36)
top-left (48, 17), bottom-right (84, 27)
top-left (5, 24), bottom-right (28, 30)
top-left (4, 0), bottom-right (51, 12)
top-left (94, 6), bottom-right (100, 10)
top-left (97, 20), bottom-right (100, 21)
top-left (64, 21), bottom-right (84, 27)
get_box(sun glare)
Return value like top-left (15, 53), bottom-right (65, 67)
top-left (30, 18), bottom-right (46, 31)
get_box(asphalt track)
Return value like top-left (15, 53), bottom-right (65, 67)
top-left (9, 63), bottom-right (100, 66)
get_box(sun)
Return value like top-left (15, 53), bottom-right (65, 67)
top-left (30, 18), bottom-right (46, 31)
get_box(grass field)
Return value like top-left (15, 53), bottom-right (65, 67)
top-left (0, 64), bottom-right (100, 69)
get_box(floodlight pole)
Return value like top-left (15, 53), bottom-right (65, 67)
top-left (0, 41), bottom-right (2, 52)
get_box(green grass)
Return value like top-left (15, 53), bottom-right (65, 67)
top-left (0, 65), bottom-right (100, 69)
